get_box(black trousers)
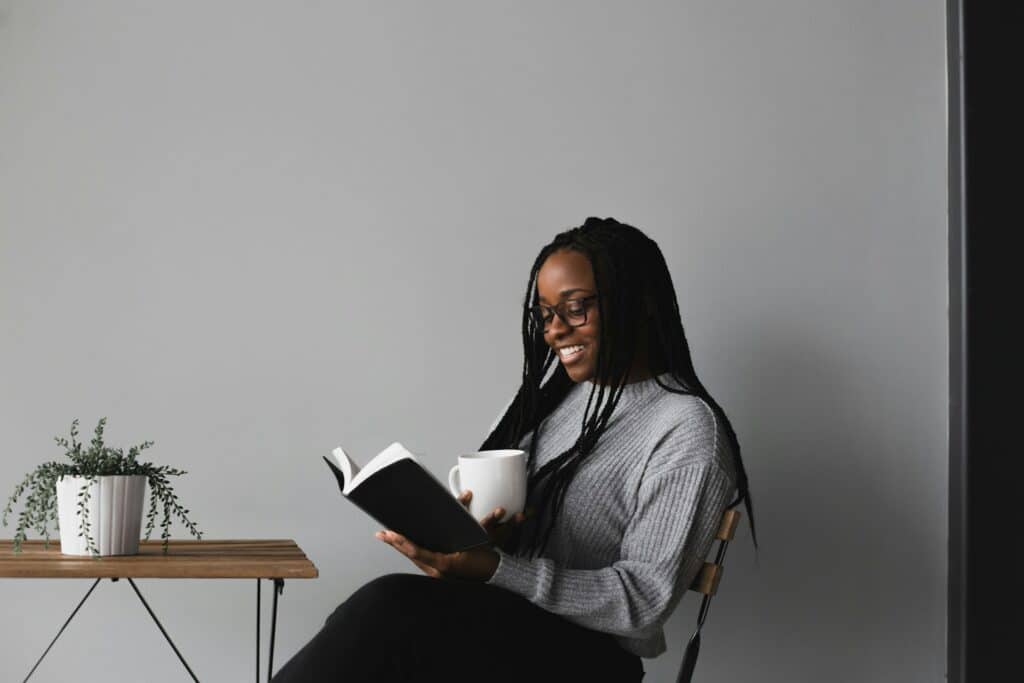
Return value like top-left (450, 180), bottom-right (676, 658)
top-left (271, 572), bottom-right (645, 682)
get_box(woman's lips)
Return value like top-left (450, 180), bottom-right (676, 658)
top-left (559, 345), bottom-right (585, 364)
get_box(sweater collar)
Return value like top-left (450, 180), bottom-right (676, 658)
top-left (580, 371), bottom-right (679, 403)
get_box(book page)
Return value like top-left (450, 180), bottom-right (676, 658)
top-left (349, 441), bottom-right (416, 492)
top-left (330, 447), bottom-right (360, 494)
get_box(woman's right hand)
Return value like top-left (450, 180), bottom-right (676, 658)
top-left (457, 490), bottom-right (530, 547)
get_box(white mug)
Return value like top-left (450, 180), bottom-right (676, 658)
top-left (448, 449), bottom-right (527, 523)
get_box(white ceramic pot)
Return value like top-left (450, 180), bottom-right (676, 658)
top-left (56, 475), bottom-right (147, 556)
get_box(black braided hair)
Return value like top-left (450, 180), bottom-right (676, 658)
top-left (479, 216), bottom-right (757, 559)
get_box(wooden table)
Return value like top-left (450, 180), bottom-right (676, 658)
top-left (0, 539), bottom-right (318, 682)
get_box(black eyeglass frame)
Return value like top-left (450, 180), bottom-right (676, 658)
top-left (526, 294), bottom-right (600, 330)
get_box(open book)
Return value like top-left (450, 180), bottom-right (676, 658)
top-left (323, 442), bottom-right (490, 554)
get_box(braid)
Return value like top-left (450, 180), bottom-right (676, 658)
top-left (481, 217), bottom-right (757, 558)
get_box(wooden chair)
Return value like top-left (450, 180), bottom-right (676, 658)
top-left (676, 507), bottom-right (742, 683)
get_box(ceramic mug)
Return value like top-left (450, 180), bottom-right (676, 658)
top-left (448, 449), bottom-right (527, 522)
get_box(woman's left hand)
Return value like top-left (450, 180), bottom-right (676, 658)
top-left (374, 529), bottom-right (499, 581)
top-left (374, 503), bottom-right (512, 581)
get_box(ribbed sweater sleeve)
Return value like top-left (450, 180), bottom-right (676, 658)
top-left (486, 458), bottom-right (733, 641)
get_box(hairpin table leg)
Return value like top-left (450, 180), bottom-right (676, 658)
top-left (256, 579), bottom-right (262, 683)
top-left (127, 578), bottom-right (199, 682)
top-left (22, 578), bottom-right (102, 682)
top-left (267, 578), bottom-right (284, 682)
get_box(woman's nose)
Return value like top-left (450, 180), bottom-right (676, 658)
top-left (546, 311), bottom-right (572, 337)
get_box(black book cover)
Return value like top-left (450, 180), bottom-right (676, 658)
top-left (323, 456), bottom-right (490, 554)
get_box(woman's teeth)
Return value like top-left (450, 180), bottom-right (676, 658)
top-left (559, 345), bottom-right (584, 359)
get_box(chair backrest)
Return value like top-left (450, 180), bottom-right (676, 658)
top-left (677, 507), bottom-right (741, 683)
top-left (688, 508), bottom-right (741, 595)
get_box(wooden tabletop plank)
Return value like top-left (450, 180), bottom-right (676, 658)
top-left (0, 540), bottom-right (318, 579)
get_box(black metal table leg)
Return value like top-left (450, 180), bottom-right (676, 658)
top-left (22, 578), bottom-right (102, 682)
top-left (267, 578), bottom-right (284, 682)
top-left (127, 578), bottom-right (200, 682)
top-left (27, 575), bottom-right (269, 681)
top-left (256, 579), bottom-right (262, 683)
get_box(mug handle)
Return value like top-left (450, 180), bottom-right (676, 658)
top-left (448, 465), bottom-right (461, 498)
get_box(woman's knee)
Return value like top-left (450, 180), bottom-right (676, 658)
top-left (350, 572), bottom-right (434, 607)
top-left (325, 573), bottom-right (433, 627)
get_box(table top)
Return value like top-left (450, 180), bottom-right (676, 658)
top-left (0, 539), bottom-right (319, 579)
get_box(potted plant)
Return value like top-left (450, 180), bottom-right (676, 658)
top-left (2, 417), bottom-right (202, 557)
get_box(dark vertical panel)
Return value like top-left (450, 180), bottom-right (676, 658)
top-left (960, 2), bottom-right (1023, 681)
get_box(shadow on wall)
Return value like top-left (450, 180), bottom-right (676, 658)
top-left (658, 319), bottom-right (941, 681)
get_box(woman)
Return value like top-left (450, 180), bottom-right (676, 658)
top-left (272, 217), bottom-right (756, 682)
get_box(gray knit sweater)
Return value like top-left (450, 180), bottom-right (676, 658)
top-left (483, 372), bottom-right (737, 658)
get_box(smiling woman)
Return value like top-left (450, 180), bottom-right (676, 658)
top-left (271, 217), bottom-right (756, 683)
top-left (532, 251), bottom-right (604, 383)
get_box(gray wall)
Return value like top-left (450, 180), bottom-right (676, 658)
top-left (0, 2), bottom-right (948, 681)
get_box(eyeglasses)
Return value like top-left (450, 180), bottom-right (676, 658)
top-left (527, 295), bottom-right (598, 329)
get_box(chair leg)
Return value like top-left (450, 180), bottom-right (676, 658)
top-left (676, 629), bottom-right (701, 683)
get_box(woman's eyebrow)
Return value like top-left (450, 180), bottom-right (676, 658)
top-left (538, 287), bottom-right (590, 304)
